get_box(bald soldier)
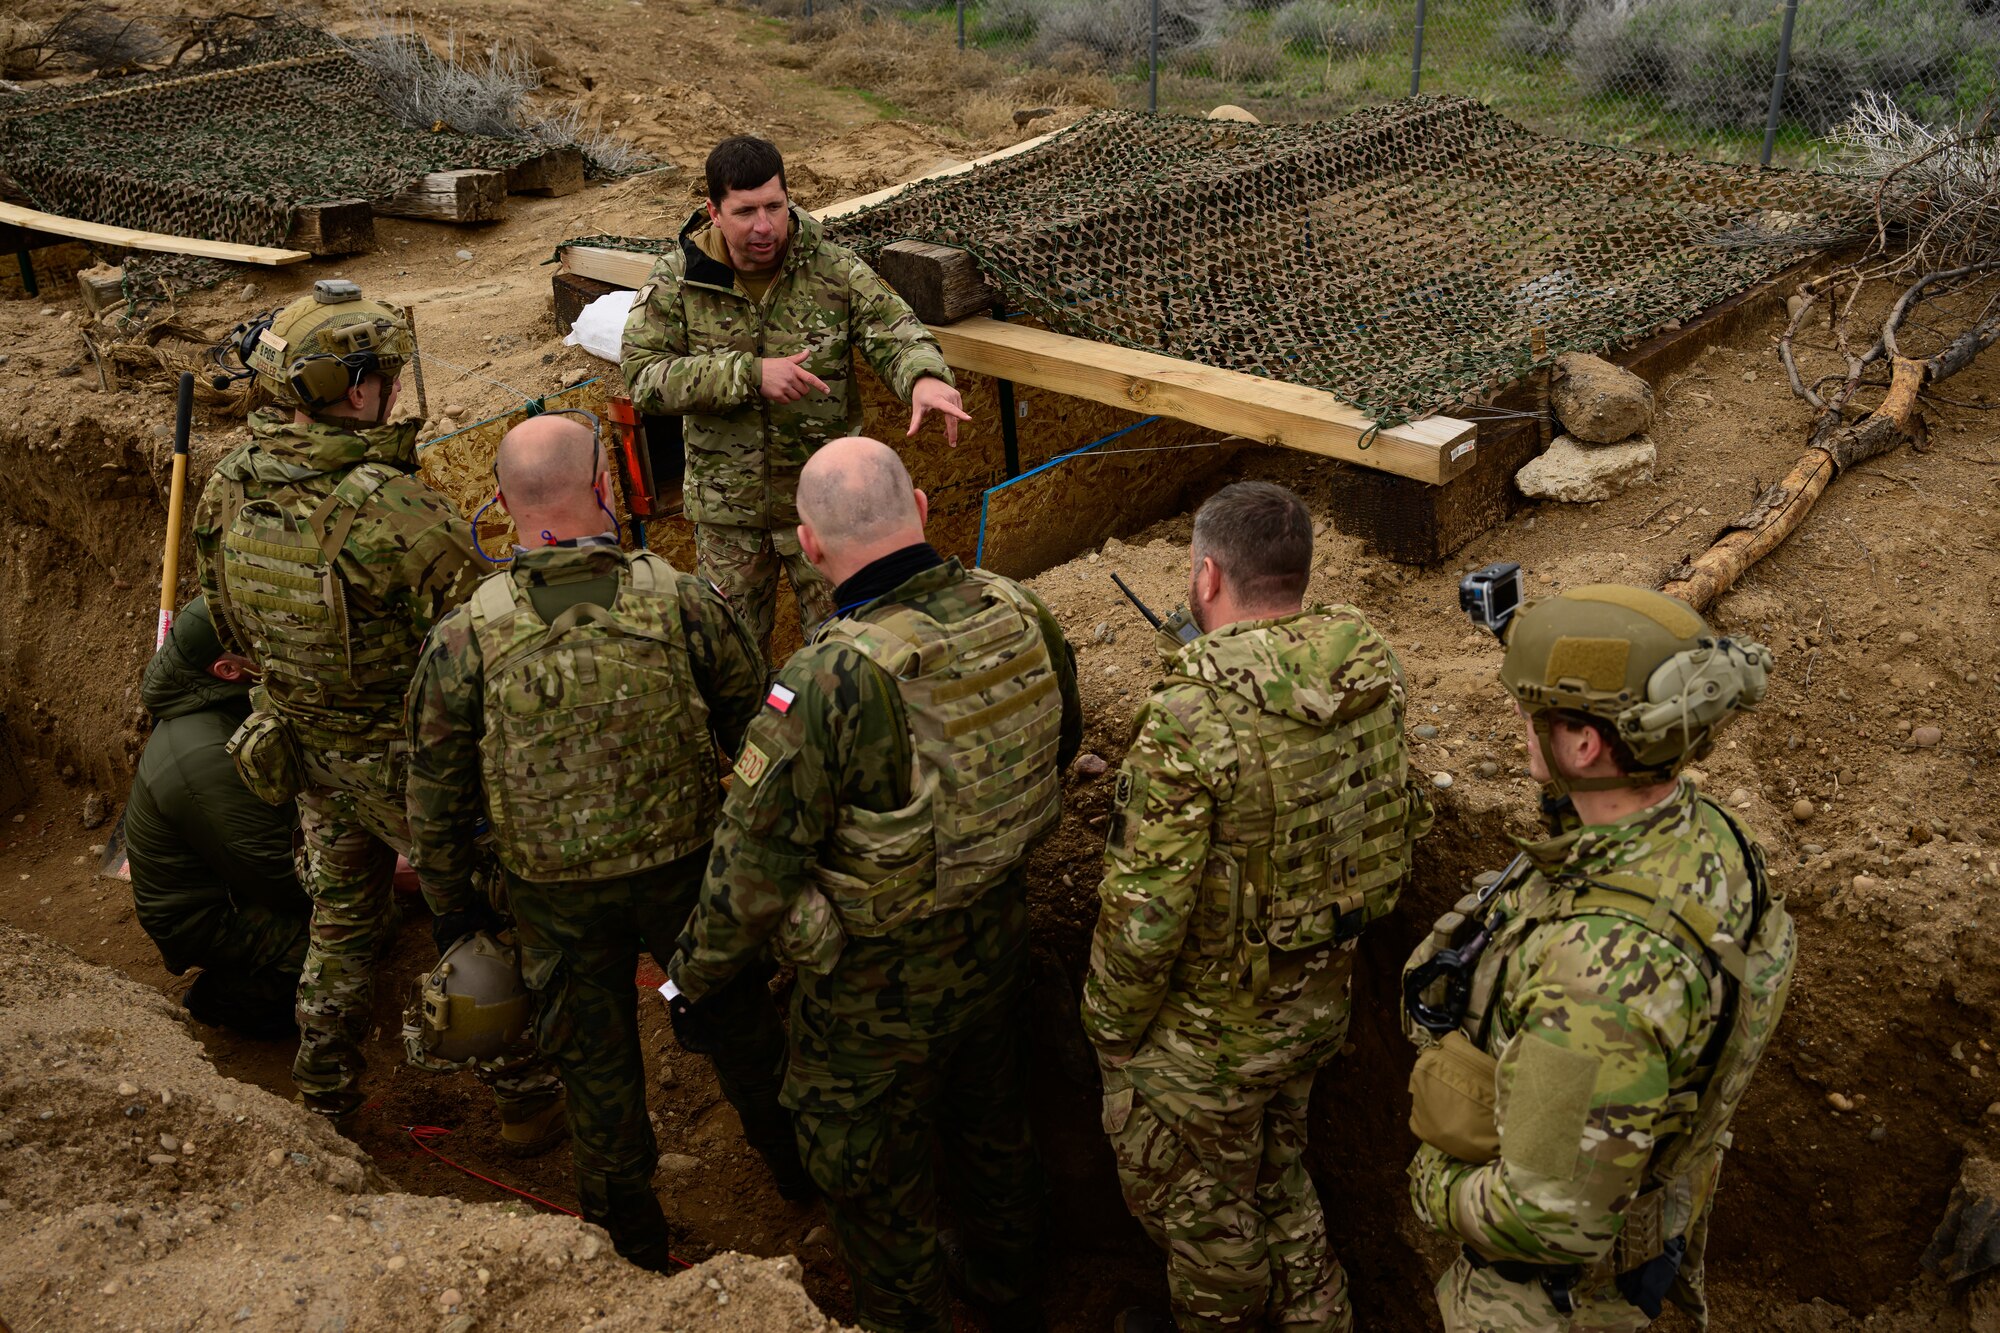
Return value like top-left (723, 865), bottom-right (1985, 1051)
top-left (667, 437), bottom-right (1082, 1333)
top-left (405, 414), bottom-right (799, 1270)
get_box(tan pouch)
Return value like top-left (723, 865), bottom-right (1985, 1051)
top-left (1408, 1030), bottom-right (1501, 1164)
top-left (226, 702), bottom-right (303, 807)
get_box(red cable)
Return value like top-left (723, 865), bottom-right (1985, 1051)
top-left (402, 1125), bottom-right (693, 1269)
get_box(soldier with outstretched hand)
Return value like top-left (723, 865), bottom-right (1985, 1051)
top-left (620, 135), bottom-right (969, 655)
top-left (1401, 586), bottom-right (1794, 1331)
top-left (403, 413), bottom-right (793, 1270)
top-left (1084, 481), bottom-right (1433, 1333)
top-left (667, 436), bottom-right (1081, 1333)
top-left (192, 283), bottom-right (562, 1144)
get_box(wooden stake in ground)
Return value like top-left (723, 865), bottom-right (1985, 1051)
top-left (156, 372), bottom-right (194, 650)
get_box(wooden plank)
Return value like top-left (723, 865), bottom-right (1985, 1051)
top-left (813, 132), bottom-right (1060, 221)
top-left (373, 170), bottom-right (508, 224)
top-left (0, 200), bottom-right (310, 267)
top-left (930, 318), bottom-right (1475, 484)
top-left (875, 241), bottom-right (994, 324)
top-left (558, 246), bottom-right (1474, 484)
top-left (506, 147), bottom-right (587, 197)
top-left (285, 199), bottom-right (374, 257)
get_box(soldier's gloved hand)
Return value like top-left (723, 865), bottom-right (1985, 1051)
top-left (663, 979), bottom-right (721, 1055)
top-left (432, 903), bottom-right (504, 958)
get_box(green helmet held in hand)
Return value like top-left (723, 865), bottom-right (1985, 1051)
top-left (248, 280), bottom-right (413, 421)
top-left (401, 931), bottom-right (533, 1073)
top-left (1499, 584), bottom-right (1771, 794)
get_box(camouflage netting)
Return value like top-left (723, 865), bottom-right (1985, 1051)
top-left (568, 98), bottom-right (1868, 428)
top-left (0, 25), bottom-right (546, 250)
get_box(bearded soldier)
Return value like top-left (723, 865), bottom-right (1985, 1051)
top-left (1083, 481), bottom-right (1432, 1333)
top-left (667, 436), bottom-right (1081, 1333)
top-left (192, 281), bottom-right (561, 1146)
top-left (1401, 585), bottom-right (1794, 1331)
top-left (404, 413), bottom-right (797, 1269)
top-left (620, 135), bottom-right (970, 654)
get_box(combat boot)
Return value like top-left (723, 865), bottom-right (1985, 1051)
top-left (585, 1173), bottom-right (678, 1273)
top-left (754, 1138), bottom-right (817, 1202)
top-left (298, 1088), bottom-right (365, 1132)
top-left (498, 1092), bottom-right (569, 1157)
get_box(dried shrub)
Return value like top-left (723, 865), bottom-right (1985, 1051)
top-left (1269, 0), bottom-right (1393, 57)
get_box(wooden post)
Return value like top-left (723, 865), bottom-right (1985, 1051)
top-left (76, 264), bottom-right (125, 316)
top-left (372, 170), bottom-right (508, 224)
top-left (875, 241), bottom-right (996, 324)
top-left (286, 200), bottom-right (375, 257)
top-left (505, 147), bottom-right (587, 197)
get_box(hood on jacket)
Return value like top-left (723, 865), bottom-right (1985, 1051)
top-left (221, 412), bottom-right (420, 484)
top-left (676, 204), bottom-right (824, 292)
top-left (1174, 607), bottom-right (1402, 728)
top-left (141, 597), bottom-right (253, 723)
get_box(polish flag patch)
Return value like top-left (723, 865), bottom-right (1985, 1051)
top-left (765, 683), bottom-right (796, 714)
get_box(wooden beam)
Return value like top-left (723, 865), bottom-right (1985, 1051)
top-left (506, 146), bottom-right (587, 197)
top-left (75, 264), bottom-right (124, 316)
top-left (875, 241), bottom-right (994, 324)
top-left (285, 199), bottom-right (374, 257)
top-left (813, 132), bottom-right (1061, 222)
top-left (0, 200), bottom-right (310, 267)
top-left (373, 170), bottom-right (507, 224)
top-left (557, 246), bottom-right (1473, 483)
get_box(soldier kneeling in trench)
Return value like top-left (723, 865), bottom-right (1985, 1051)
top-left (126, 595), bottom-right (311, 1040)
top-left (1084, 480), bottom-right (1435, 1333)
top-left (403, 412), bottom-right (797, 1270)
top-left (1402, 585), bottom-right (1796, 1331)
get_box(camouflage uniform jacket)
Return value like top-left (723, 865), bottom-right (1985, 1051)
top-left (668, 556), bottom-right (1082, 1114)
top-left (619, 206), bottom-right (954, 530)
top-left (1083, 606), bottom-right (1424, 1086)
top-left (192, 411), bottom-right (485, 746)
top-left (1409, 779), bottom-right (1761, 1272)
top-left (403, 538), bottom-right (766, 920)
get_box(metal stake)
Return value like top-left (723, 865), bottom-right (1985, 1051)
top-left (1149, 0), bottom-right (1160, 113)
top-left (1409, 0), bottom-right (1427, 97)
top-left (1760, 0), bottom-right (1800, 167)
top-left (957, 0), bottom-right (965, 49)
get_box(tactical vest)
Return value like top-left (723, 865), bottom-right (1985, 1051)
top-left (466, 552), bottom-right (719, 884)
top-left (1462, 798), bottom-right (1796, 1278)
top-left (1166, 626), bottom-right (1418, 999)
top-left (218, 461), bottom-right (422, 751)
top-left (808, 571), bottom-right (1063, 937)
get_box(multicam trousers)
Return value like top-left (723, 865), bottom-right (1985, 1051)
top-left (1104, 1053), bottom-right (1352, 1333)
top-left (507, 849), bottom-right (790, 1268)
top-left (694, 520), bottom-right (835, 655)
top-left (1435, 1206), bottom-right (1712, 1332)
top-left (293, 746), bottom-right (557, 1117)
top-left (790, 995), bottom-right (1043, 1333)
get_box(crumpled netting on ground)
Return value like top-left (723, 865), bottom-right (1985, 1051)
top-left (0, 25), bottom-right (545, 251)
top-left (813, 98), bottom-right (1866, 426)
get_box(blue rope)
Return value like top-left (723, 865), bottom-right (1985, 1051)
top-left (974, 415), bottom-right (1161, 568)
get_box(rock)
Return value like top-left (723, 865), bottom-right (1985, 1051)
top-left (439, 1289), bottom-right (462, 1309)
top-left (1787, 294), bottom-right (1807, 320)
top-left (1741, 370), bottom-right (1757, 383)
top-left (213, 1093), bottom-right (239, 1115)
top-left (265, 1149), bottom-right (286, 1168)
top-left (117, 1082), bottom-right (138, 1097)
top-left (1827, 1091), bottom-right (1855, 1112)
top-left (1911, 822), bottom-right (1936, 845)
top-left (1092, 621), bottom-right (1114, 645)
top-left (1729, 787), bottom-right (1753, 809)
top-left (158, 1133), bottom-right (179, 1152)
top-left (81, 793), bottom-right (107, 829)
top-left (1413, 724), bottom-right (1439, 740)
top-left (1913, 725), bottom-right (1942, 748)
top-left (147, 1153), bottom-right (179, 1166)
top-left (1896, 630), bottom-right (1919, 645)
top-left (1431, 772), bottom-right (1455, 789)
top-left (240, 283), bottom-right (261, 302)
top-left (1852, 875), bottom-right (1879, 894)
top-left (1550, 353), bottom-right (1654, 443)
top-left (657, 1152), bottom-right (702, 1178)
top-left (562, 368), bottom-right (590, 388)
top-left (1793, 799), bottom-right (1816, 823)
top-left (1803, 843), bottom-right (1824, 856)
top-left (386, 1254), bottom-right (408, 1272)
top-left (1868, 1125), bottom-right (1888, 1143)
top-left (1515, 435), bottom-right (1656, 504)
top-left (455, 248), bottom-right (475, 261)
top-left (442, 403), bottom-right (467, 422)
top-left (39, 306), bottom-right (56, 317)
top-left (1073, 753), bottom-right (1109, 779)
top-left (1477, 761), bottom-right (1501, 778)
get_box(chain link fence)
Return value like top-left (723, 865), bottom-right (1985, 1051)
top-left (793, 0), bottom-right (1997, 163)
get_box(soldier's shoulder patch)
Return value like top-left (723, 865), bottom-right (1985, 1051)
top-left (1107, 769), bottom-right (1147, 853)
top-left (635, 282), bottom-right (656, 306)
top-left (734, 742), bottom-right (772, 786)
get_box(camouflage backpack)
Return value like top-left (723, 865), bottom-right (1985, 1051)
top-left (218, 461), bottom-right (421, 750)
top-left (1164, 610), bottom-right (1428, 998)
top-left (466, 552), bottom-right (719, 883)
top-left (809, 570), bottom-right (1063, 936)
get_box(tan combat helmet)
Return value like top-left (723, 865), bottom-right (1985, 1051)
top-left (401, 932), bottom-right (532, 1074)
top-left (1499, 584), bottom-right (1771, 795)
top-left (247, 280), bottom-right (413, 421)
